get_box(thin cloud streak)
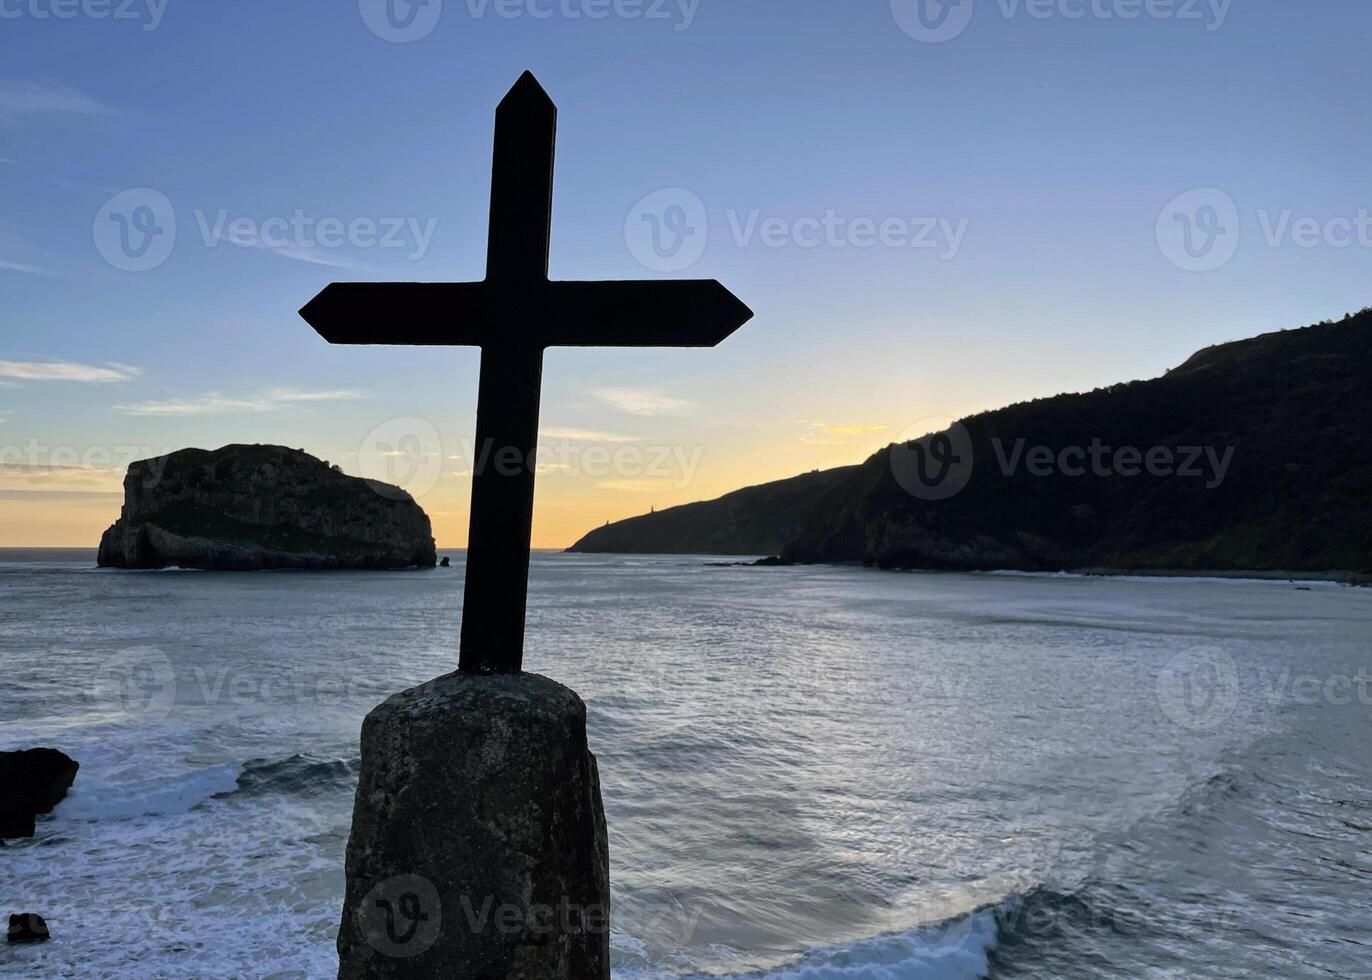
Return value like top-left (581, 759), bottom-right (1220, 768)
top-left (117, 388), bottom-right (365, 417)
top-left (590, 387), bottom-right (692, 418)
top-left (200, 226), bottom-right (362, 270)
top-left (0, 360), bottom-right (141, 383)
top-left (0, 258), bottom-right (61, 276)
top-left (260, 244), bottom-right (359, 269)
top-left (0, 81), bottom-right (113, 118)
top-left (540, 427), bottom-right (637, 443)
top-left (823, 423), bottom-right (890, 436)
top-left (801, 420), bottom-right (891, 437)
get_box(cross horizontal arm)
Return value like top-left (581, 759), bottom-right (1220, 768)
top-left (300, 279), bottom-right (753, 349)
top-left (538, 280), bottom-right (754, 347)
top-left (299, 282), bottom-right (495, 346)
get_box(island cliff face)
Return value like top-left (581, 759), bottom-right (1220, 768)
top-left (98, 445), bottom-right (437, 571)
top-left (571, 311), bottom-right (1372, 577)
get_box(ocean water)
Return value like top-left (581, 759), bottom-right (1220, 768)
top-left (1, 549), bottom-right (1369, 979)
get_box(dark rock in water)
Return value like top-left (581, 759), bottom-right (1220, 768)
top-left (97, 445), bottom-right (436, 571)
top-left (0, 749), bottom-right (78, 839)
top-left (703, 556), bottom-right (796, 568)
top-left (338, 672), bottom-right (609, 979)
top-left (439, 556), bottom-right (451, 568)
top-left (7, 914), bottom-right (49, 944)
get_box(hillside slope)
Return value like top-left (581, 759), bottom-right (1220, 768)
top-left (570, 311), bottom-right (1372, 576)
top-left (568, 466), bottom-right (857, 556)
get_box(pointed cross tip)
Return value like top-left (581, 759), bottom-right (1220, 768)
top-left (718, 282), bottom-right (755, 326)
top-left (500, 71), bottom-right (554, 110)
top-left (298, 288), bottom-right (326, 328)
top-left (697, 280), bottom-right (754, 339)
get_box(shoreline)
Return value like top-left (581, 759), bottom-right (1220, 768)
top-left (854, 562), bottom-right (1370, 587)
top-left (1068, 567), bottom-right (1368, 586)
top-left (667, 553), bottom-right (1371, 587)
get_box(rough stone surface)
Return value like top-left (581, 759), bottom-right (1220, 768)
top-left (0, 748), bottom-right (79, 839)
top-left (337, 672), bottom-right (609, 979)
top-left (98, 444), bottom-right (436, 571)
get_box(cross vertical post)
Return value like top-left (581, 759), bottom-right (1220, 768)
top-left (458, 74), bottom-right (556, 674)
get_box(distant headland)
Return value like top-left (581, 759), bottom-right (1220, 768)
top-left (98, 445), bottom-right (436, 571)
top-left (570, 310), bottom-right (1372, 582)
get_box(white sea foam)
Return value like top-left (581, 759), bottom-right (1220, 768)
top-left (53, 763), bottom-right (244, 821)
top-left (752, 908), bottom-right (1000, 979)
top-left (614, 906), bottom-right (1004, 980)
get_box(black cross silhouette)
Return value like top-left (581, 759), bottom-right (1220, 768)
top-left (300, 71), bottom-right (753, 674)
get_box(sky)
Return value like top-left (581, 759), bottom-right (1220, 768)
top-left (1, 0), bottom-right (1368, 548)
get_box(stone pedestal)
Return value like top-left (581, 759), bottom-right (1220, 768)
top-left (337, 672), bottom-right (610, 980)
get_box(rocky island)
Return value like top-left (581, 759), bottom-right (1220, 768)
top-left (571, 310), bottom-right (1372, 579)
top-left (98, 445), bottom-right (437, 571)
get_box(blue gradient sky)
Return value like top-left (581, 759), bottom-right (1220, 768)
top-left (2, 0), bottom-right (1368, 545)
